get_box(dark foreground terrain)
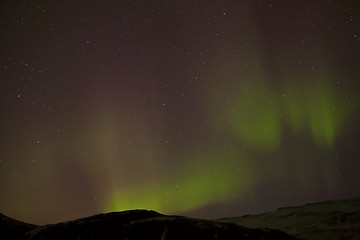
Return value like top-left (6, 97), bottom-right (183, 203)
top-left (2, 197), bottom-right (360, 239)
top-left (1, 210), bottom-right (296, 240)
top-left (218, 197), bottom-right (360, 240)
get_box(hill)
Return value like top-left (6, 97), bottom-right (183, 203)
top-left (1, 210), bottom-right (297, 239)
top-left (218, 197), bottom-right (360, 240)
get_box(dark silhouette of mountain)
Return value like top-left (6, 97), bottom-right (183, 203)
top-left (218, 197), bottom-right (360, 240)
top-left (0, 213), bottom-right (36, 239)
top-left (6, 197), bottom-right (359, 240)
top-left (1, 210), bottom-right (297, 240)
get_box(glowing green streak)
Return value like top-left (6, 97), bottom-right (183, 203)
top-left (231, 84), bottom-right (281, 151)
top-left (228, 78), bottom-right (351, 149)
top-left (307, 85), bottom-right (340, 146)
top-left (285, 82), bottom-right (345, 146)
top-left (104, 154), bottom-right (253, 214)
top-left (284, 87), bottom-right (306, 131)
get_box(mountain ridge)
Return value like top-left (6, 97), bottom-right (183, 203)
top-left (1, 209), bottom-right (296, 240)
top-left (2, 197), bottom-right (360, 239)
top-left (217, 197), bottom-right (360, 240)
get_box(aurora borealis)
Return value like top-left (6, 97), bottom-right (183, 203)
top-left (1, 0), bottom-right (359, 225)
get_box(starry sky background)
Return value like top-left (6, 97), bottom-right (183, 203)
top-left (1, 0), bottom-right (359, 225)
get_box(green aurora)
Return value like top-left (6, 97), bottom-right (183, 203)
top-left (1, 0), bottom-right (359, 225)
top-left (231, 79), bottom-right (355, 151)
top-left (104, 79), bottom-right (358, 215)
top-left (105, 153), bottom-right (253, 214)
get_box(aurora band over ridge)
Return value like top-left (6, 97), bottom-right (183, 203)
top-left (105, 153), bottom-right (254, 214)
top-left (104, 78), bottom-right (356, 214)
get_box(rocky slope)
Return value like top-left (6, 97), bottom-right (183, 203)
top-left (218, 197), bottom-right (360, 240)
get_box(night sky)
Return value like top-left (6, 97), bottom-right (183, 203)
top-left (1, 0), bottom-right (360, 225)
